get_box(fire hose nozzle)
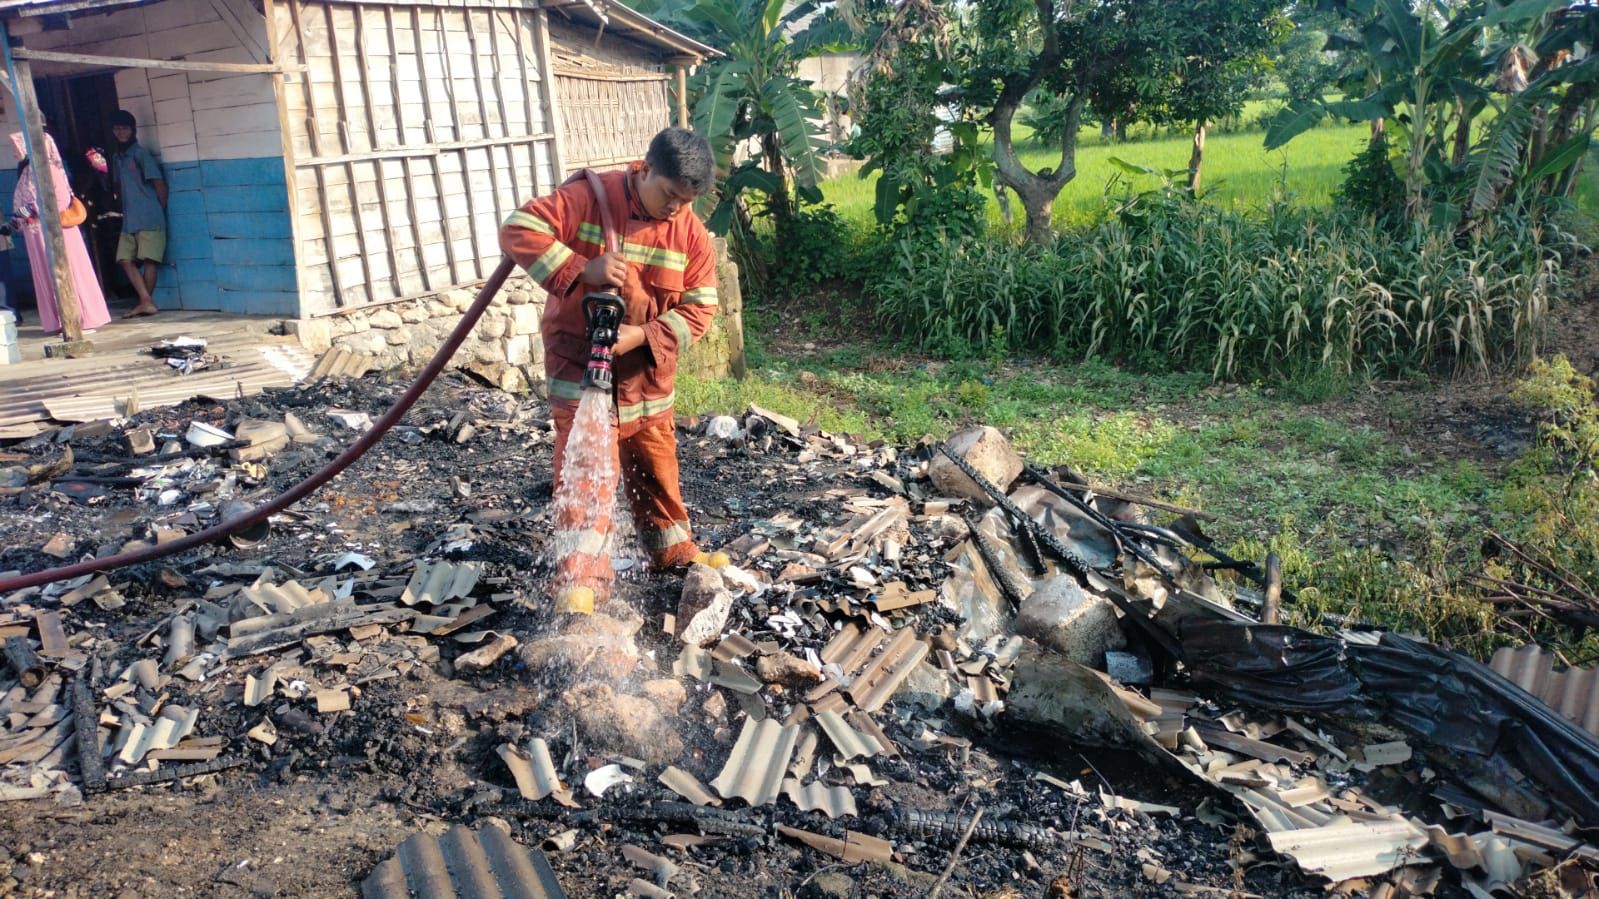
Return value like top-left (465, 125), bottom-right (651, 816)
top-left (580, 291), bottom-right (626, 392)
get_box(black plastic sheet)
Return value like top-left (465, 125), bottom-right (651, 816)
top-left (1176, 618), bottom-right (1599, 827)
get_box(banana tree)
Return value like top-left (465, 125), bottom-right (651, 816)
top-left (633, 0), bottom-right (853, 232)
top-left (1264, 0), bottom-right (1597, 225)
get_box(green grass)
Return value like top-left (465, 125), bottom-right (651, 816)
top-left (821, 119), bottom-right (1370, 233)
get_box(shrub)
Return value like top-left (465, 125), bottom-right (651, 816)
top-left (1334, 133), bottom-right (1406, 227)
top-left (872, 192), bottom-right (1562, 380)
top-left (771, 204), bottom-right (859, 288)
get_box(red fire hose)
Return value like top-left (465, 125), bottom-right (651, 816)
top-left (0, 257), bottom-right (519, 594)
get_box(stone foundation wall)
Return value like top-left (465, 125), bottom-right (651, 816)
top-left (296, 238), bottom-right (744, 395)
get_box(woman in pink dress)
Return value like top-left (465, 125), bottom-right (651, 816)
top-left (8, 131), bottom-right (110, 335)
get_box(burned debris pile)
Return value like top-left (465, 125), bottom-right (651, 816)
top-left (1, 370), bottom-right (1597, 897)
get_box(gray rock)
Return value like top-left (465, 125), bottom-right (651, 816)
top-left (677, 564), bottom-right (734, 646)
top-left (805, 871), bottom-right (855, 898)
top-left (928, 425), bottom-right (1024, 505)
top-left (368, 309), bottom-right (404, 329)
top-left (1015, 575), bottom-right (1126, 667)
top-left (704, 415), bottom-right (742, 441)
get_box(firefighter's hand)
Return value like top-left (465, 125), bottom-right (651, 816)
top-left (614, 324), bottom-right (646, 355)
top-left (581, 251), bottom-right (627, 287)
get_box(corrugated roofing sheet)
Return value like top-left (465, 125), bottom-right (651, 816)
top-left (362, 824), bottom-right (565, 899)
top-left (308, 347), bottom-right (376, 380)
top-left (658, 766), bottom-right (720, 807)
top-left (1264, 817), bottom-right (1428, 882)
top-left (783, 778), bottom-right (858, 818)
top-left (845, 627), bottom-right (930, 713)
top-left (814, 710), bottom-right (882, 761)
top-left (1490, 644), bottom-right (1599, 738)
top-left (40, 347), bottom-right (312, 423)
top-left (711, 717), bottom-right (799, 807)
top-left (402, 561), bottom-right (483, 607)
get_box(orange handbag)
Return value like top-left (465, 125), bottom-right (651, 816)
top-left (60, 196), bottom-right (87, 227)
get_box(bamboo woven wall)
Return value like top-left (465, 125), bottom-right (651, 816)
top-left (555, 75), bottom-right (670, 169)
top-left (278, 0), bottom-right (564, 312)
top-left (548, 19), bottom-right (671, 170)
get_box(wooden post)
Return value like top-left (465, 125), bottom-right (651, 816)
top-left (675, 63), bottom-right (688, 128)
top-left (2, 41), bottom-right (91, 355)
top-left (1262, 551), bottom-right (1283, 625)
top-left (532, 9), bottom-right (566, 181)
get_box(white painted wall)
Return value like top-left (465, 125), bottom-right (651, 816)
top-left (0, 0), bottom-right (280, 166)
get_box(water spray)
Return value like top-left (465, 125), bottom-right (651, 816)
top-left (547, 172), bottom-right (629, 617)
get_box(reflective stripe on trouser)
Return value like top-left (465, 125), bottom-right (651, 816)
top-left (552, 400), bottom-right (697, 569)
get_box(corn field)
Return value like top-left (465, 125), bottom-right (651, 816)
top-left (873, 199), bottom-right (1564, 380)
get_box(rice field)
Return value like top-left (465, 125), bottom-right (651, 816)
top-left (819, 117), bottom-right (1375, 234)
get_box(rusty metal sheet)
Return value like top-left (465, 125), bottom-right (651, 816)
top-left (845, 627), bottom-right (930, 713)
top-left (711, 717), bottom-right (799, 807)
top-left (783, 778), bottom-right (858, 818)
top-left (361, 824), bottom-right (565, 899)
top-left (1490, 644), bottom-right (1599, 738)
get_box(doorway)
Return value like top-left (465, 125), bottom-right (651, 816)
top-left (33, 71), bottom-right (124, 304)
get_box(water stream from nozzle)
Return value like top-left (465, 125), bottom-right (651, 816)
top-left (548, 387), bottom-right (620, 615)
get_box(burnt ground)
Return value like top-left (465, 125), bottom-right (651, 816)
top-left (0, 370), bottom-right (1334, 898)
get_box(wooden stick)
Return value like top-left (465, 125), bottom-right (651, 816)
top-left (533, 9), bottom-right (567, 180)
top-left (508, 8), bottom-right (544, 193)
top-left (1262, 551), bottom-right (1282, 625)
top-left (1488, 529), bottom-right (1599, 606)
top-left (386, 4), bottom-right (432, 295)
top-left (927, 807), bottom-right (984, 899)
top-left (674, 64), bottom-right (689, 127)
top-left (437, 6), bottom-right (485, 280)
top-left (11, 46), bottom-right (300, 74)
top-left (412, 4), bottom-right (462, 287)
top-left (1045, 478), bottom-right (1215, 521)
top-left (323, 3), bottom-right (377, 305)
top-left (288, 0), bottom-right (347, 309)
top-left (463, 8), bottom-right (505, 274)
top-left (351, 3), bottom-right (404, 298)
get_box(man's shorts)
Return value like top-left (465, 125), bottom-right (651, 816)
top-left (116, 230), bottom-right (166, 264)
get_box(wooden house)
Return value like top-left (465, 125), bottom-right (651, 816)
top-left (0, 0), bottom-right (714, 325)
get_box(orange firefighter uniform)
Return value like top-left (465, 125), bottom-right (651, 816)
top-left (499, 162), bottom-right (718, 570)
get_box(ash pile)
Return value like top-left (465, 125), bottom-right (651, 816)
top-left (0, 372), bottom-right (1596, 899)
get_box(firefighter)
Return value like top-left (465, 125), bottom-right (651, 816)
top-left (499, 127), bottom-right (718, 576)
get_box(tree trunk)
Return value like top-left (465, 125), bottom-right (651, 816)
top-left (993, 93), bottom-right (1082, 245)
top-left (1450, 100), bottom-right (1471, 167)
top-left (1188, 120), bottom-right (1206, 193)
top-left (1019, 189), bottom-right (1055, 244)
top-left (1370, 117), bottom-right (1385, 144)
top-left (761, 131), bottom-right (790, 220)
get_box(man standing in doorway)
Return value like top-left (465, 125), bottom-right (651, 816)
top-left (111, 110), bottom-right (166, 318)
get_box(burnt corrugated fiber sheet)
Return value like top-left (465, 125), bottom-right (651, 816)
top-left (361, 824), bottom-right (565, 899)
